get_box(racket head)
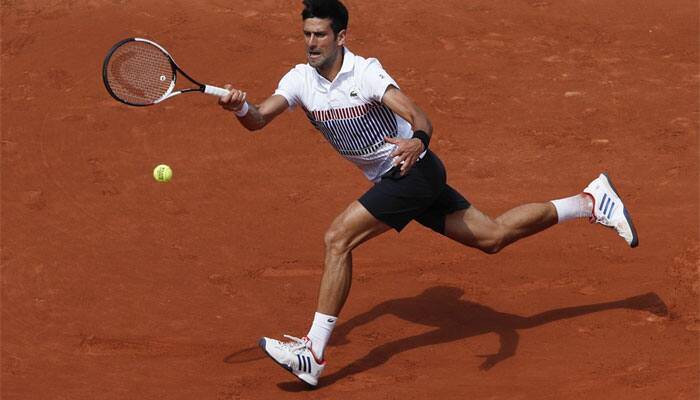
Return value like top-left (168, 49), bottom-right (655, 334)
top-left (102, 38), bottom-right (178, 106)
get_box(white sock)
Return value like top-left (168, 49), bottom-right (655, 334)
top-left (550, 193), bottom-right (593, 223)
top-left (306, 312), bottom-right (337, 360)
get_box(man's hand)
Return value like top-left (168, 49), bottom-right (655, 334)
top-left (217, 84), bottom-right (247, 114)
top-left (384, 136), bottom-right (425, 176)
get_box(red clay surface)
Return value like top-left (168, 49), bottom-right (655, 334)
top-left (2, 1), bottom-right (698, 399)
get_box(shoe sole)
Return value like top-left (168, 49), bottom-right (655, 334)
top-left (258, 338), bottom-right (318, 387)
top-left (602, 173), bottom-right (639, 248)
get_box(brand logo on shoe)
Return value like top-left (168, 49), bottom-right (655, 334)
top-left (297, 354), bottom-right (313, 373)
top-left (600, 193), bottom-right (615, 220)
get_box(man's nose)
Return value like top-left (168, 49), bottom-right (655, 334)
top-left (307, 34), bottom-right (318, 47)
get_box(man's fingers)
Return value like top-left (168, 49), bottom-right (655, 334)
top-left (399, 153), bottom-right (421, 175)
top-left (219, 87), bottom-right (237, 104)
top-left (230, 90), bottom-right (242, 102)
top-left (218, 91), bottom-right (230, 105)
top-left (235, 91), bottom-right (246, 104)
top-left (218, 87), bottom-right (247, 110)
top-left (400, 159), bottom-right (415, 175)
top-left (219, 84), bottom-right (234, 101)
top-left (397, 154), bottom-right (412, 171)
top-left (384, 136), bottom-right (398, 144)
top-left (388, 138), bottom-right (407, 157)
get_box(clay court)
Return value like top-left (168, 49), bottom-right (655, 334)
top-left (2, 0), bottom-right (698, 398)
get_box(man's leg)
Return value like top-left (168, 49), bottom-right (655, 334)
top-left (305, 201), bottom-right (391, 360)
top-left (443, 173), bottom-right (639, 252)
top-left (317, 200), bottom-right (392, 315)
top-left (259, 201), bottom-right (391, 386)
top-left (444, 201), bottom-right (565, 254)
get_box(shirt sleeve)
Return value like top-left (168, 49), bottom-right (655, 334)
top-left (273, 67), bottom-right (304, 110)
top-left (358, 58), bottom-right (399, 102)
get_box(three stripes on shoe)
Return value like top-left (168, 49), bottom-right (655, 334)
top-left (600, 193), bottom-right (615, 220)
top-left (297, 354), bottom-right (313, 373)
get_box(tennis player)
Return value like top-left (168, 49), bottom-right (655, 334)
top-left (217, 0), bottom-right (638, 387)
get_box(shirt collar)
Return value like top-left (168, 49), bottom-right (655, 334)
top-left (337, 47), bottom-right (355, 77)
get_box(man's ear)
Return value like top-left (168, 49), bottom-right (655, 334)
top-left (336, 29), bottom-right (346, 46)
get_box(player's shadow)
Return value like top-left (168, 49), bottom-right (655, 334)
top-left (278, 285), bottom-right (667, 391)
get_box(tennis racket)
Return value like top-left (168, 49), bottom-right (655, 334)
top-left (102, 37), bottom-right (229, 106)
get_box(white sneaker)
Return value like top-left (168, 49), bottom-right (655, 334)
top-left (258, 335), bottom-right (325, 387)
top-left (583, 173), bottom-right (639, 248)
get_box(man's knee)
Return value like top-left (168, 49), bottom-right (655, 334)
top-left (478, 239), bottom-right (504, 254)
top-left (324, 201), bottom-right (389, 258)
top-left (324, 223), bottom-right (352, 255)
top-left (476, 227), bottom-right (506, 255)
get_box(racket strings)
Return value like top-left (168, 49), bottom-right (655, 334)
top-left (105, 41), bottom-right (174, 105)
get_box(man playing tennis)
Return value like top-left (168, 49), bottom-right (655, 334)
top-left (217, 0), bottom-right (638, 387)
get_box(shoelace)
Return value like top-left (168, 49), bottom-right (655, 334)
top-left (281, 335), bottom-right (309, 354)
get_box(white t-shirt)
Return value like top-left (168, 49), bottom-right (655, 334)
top-left (274, 48), bottom-right (413, 182)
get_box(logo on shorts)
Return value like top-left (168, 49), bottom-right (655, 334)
top-left (350, 90), bottom-right (358, 97)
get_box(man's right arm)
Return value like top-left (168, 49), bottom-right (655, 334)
top-left (217, 85), bottom-right (289, 131)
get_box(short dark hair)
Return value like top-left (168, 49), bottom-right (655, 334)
top-left (301, 0), bottom-right (349, 36)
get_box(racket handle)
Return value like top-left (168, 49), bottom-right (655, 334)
top-left (203, 85), bottom-right (230, 97)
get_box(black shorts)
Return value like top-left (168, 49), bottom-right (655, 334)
top-left (358, 150), bottom-right (471, 234)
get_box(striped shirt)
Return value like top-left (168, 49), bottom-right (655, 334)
top-left (274, 48), bottom-right (413, 182)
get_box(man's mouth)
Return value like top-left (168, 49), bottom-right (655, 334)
top-left (308, 50), bottom-right (322, 59)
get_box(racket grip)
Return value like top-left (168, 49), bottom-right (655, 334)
top-left (203, 85), bottom-right (230, 97)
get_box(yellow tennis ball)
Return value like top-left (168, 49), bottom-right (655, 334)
top-left (153, 164), bottom-right (173, 183)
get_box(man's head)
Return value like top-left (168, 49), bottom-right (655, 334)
top-left (301, 0), bottom-right (348, 71)
top-left (301, 0), bottom-right (348, 36)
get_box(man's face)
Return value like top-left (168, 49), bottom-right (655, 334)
top-left (303, 17), bottom-right (345, 70)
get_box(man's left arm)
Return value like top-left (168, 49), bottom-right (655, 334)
top-left (381, 85), bottom-right (433, 175)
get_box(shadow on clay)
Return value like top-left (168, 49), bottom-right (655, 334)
top-left (274, 285), bottom-right (667, 391)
